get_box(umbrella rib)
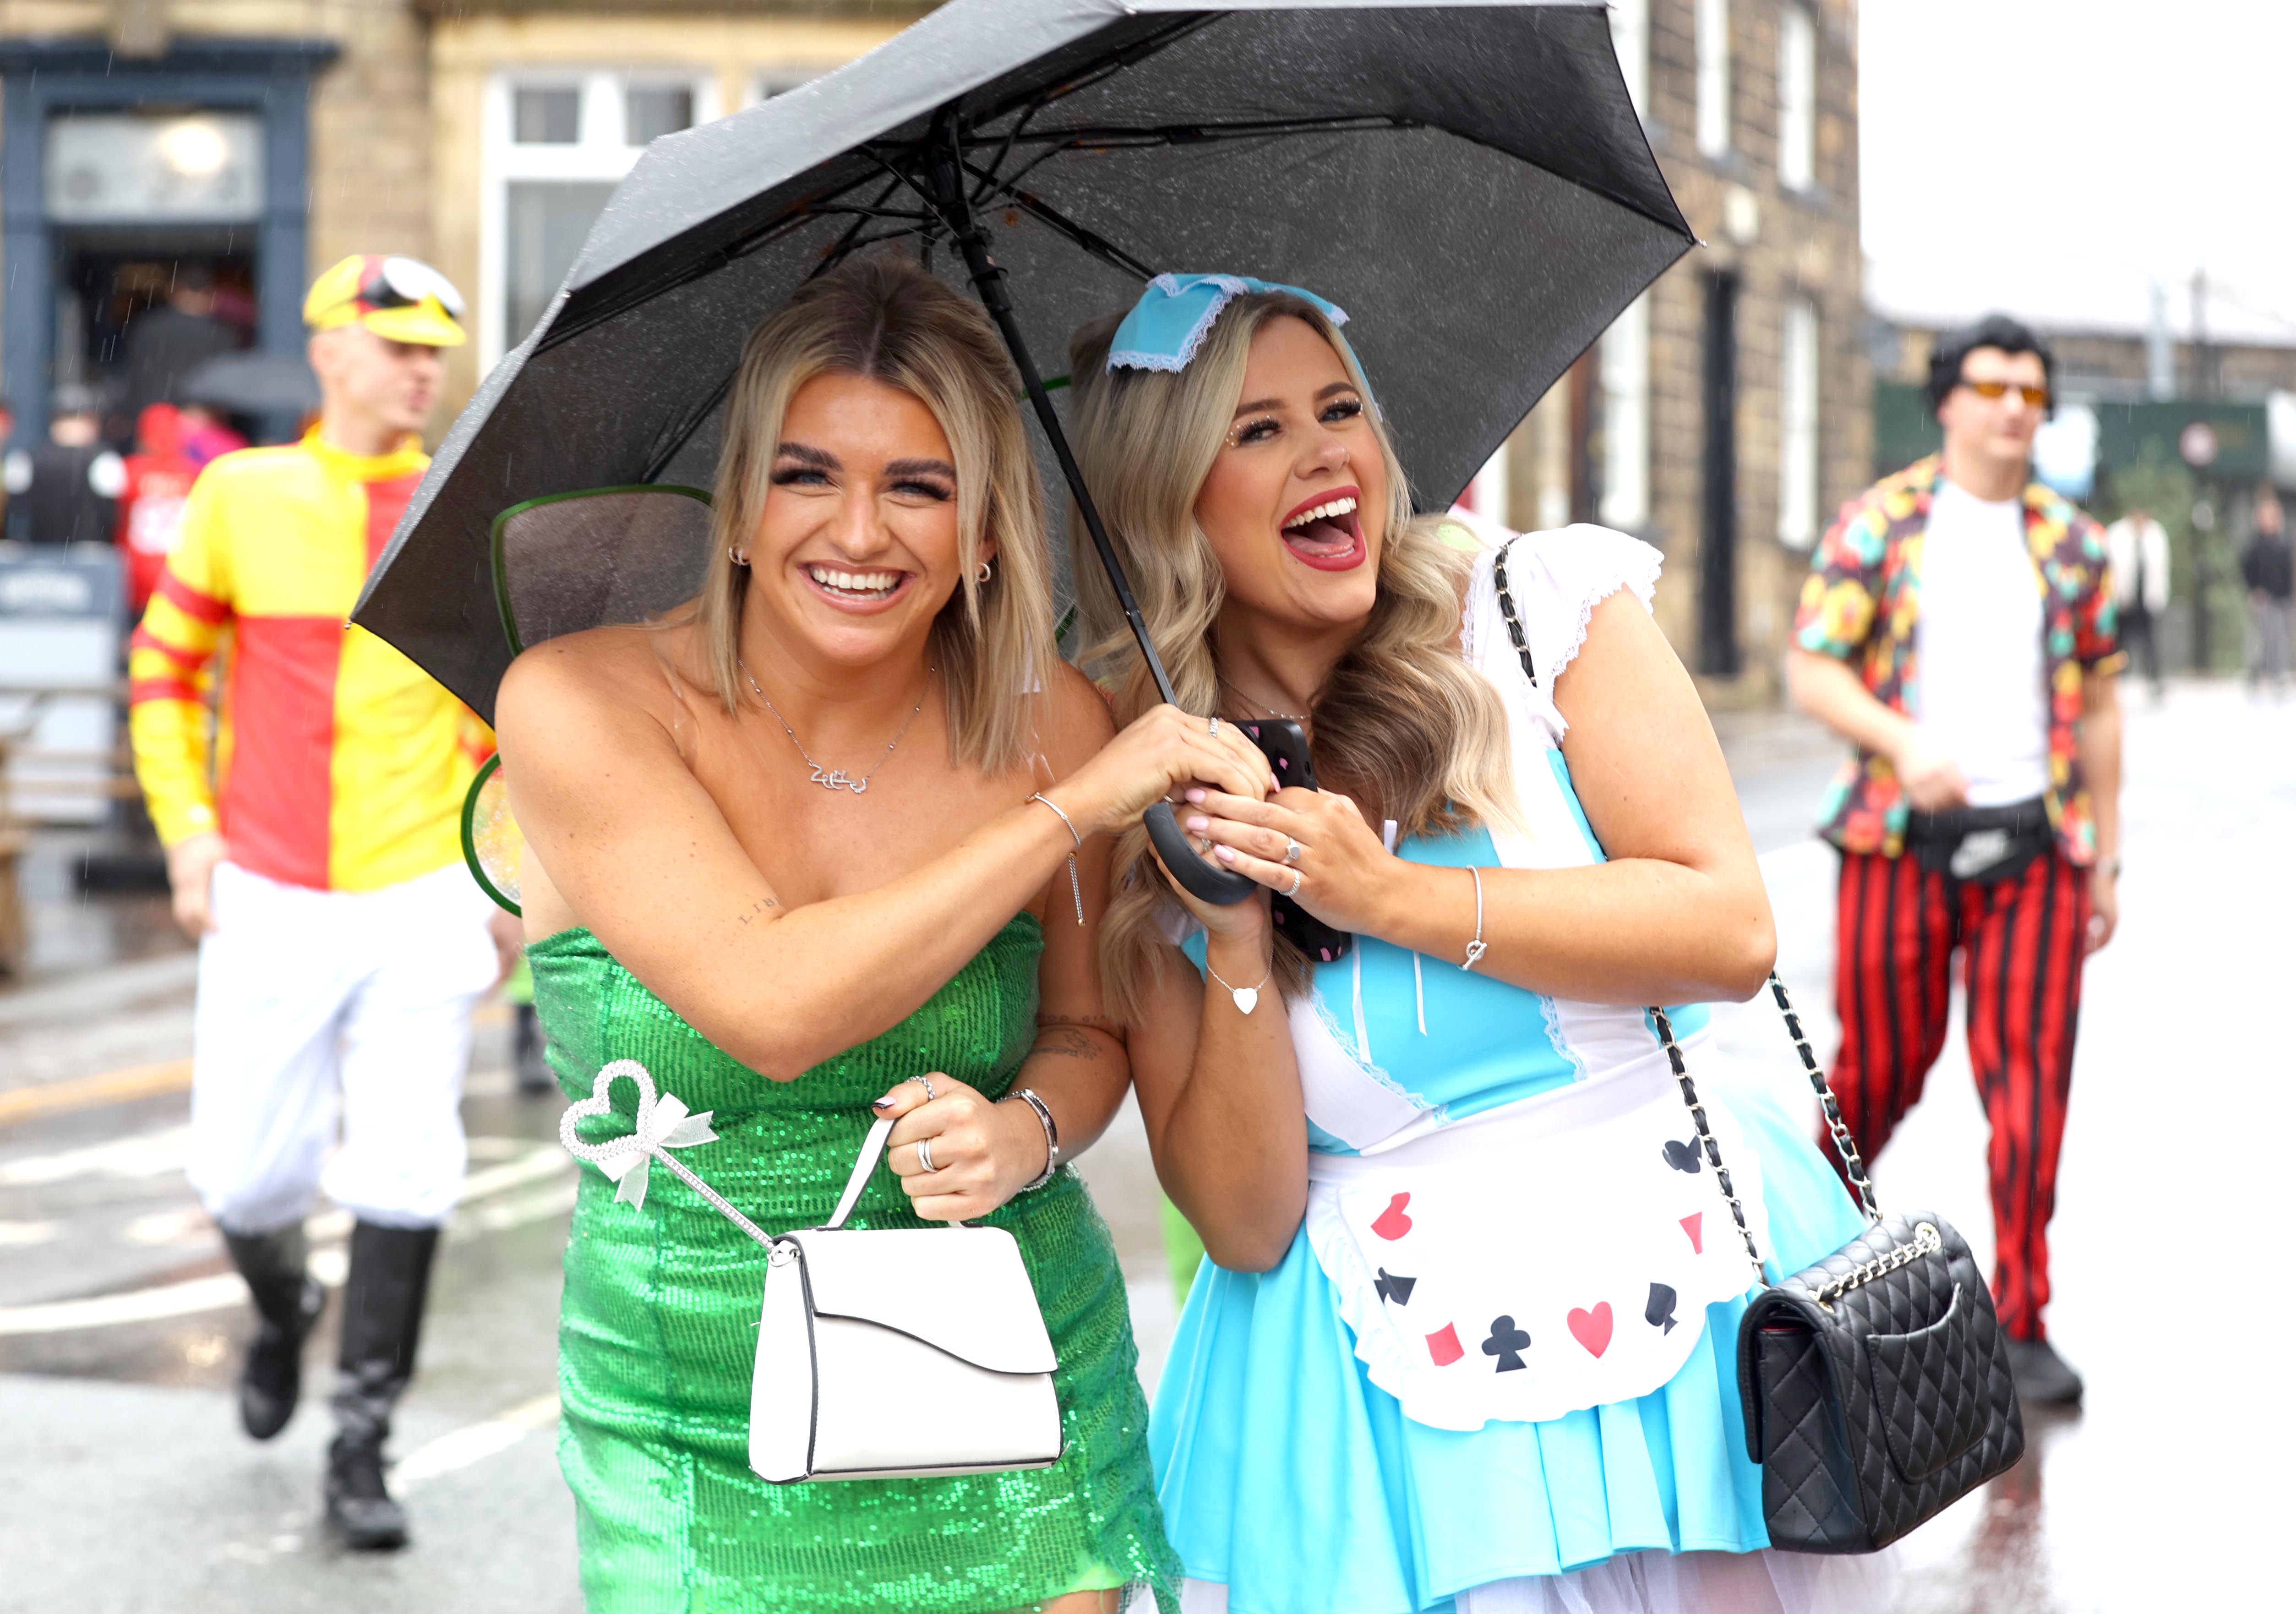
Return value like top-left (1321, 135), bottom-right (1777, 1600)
top-left (960, 163), bottom-right (1156, 284)
top-left (998, 113), bottom-right (1420, 149)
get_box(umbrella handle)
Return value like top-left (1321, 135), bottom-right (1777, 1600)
top-left (1146, 801), bottom-right (1260, 907)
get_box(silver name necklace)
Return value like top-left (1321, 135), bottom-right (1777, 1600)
top-left (740, 659), bottom-right (933, 795)
top-left (1219, 675), bottom-right (1309, 722)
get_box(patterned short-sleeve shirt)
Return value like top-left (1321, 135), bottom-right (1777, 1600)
top-left (1791, 455), bottom-right (2125, 863)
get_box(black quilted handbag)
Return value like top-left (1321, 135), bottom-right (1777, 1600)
top-left (1651, 981), bottom-right (2026, 1553)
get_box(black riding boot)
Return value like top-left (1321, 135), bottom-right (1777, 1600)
top-left (513, 1003), bottom-right (555, 1093)
top-left (221, 1224), bottom-right (324, 1441)
top-left (325, 1221), bottom-right (441, 1551)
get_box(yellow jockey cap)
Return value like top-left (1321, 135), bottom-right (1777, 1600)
top-left (304, 254), bottom-right (467, 347)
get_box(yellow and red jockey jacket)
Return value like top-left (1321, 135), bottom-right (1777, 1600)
top-left (130, 430), bottom-right (491, 892)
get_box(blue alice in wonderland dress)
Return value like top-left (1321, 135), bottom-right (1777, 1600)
top-left (1151, 529), bottom-right (1896, 1614)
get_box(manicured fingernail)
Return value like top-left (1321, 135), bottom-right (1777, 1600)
top-left (1184, 787), bottom-right (1206, 803)
top-left (1216, 845), bottom-right (1237, 862)
top-left (1186, 816), bottom-right (1209, 833)
top-left (872, 1091), bottom-right (899, 1110)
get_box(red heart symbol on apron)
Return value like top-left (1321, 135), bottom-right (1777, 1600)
top-left (1567, 1302), bottom-right (1614, 1358)
top-left (1370, 1192), bottom-right (1413, 1242)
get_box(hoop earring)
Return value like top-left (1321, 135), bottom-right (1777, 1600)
top-left (728, 547), bottom-right (749, 567)
top-left (975, 559), bottom-right (993, 584)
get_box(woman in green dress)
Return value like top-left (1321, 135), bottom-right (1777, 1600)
top-left (495, 255), bottom-right (1271, 1612)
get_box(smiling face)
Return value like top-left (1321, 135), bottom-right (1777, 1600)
top-left (740, 370), bottom-right (979, 671)
top-left (1193, 315), bottom-right (1388, 637)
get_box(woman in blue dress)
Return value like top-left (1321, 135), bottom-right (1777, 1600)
top-left (1062, 277), bottom-right (1895, 1614)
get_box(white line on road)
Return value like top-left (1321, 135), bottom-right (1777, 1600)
top-left (391, 1391), bottom-right (561, 1494)
top-left (0, 1142), bottom-right (574, 1336)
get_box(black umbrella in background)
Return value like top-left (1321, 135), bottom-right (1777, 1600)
top-left (354, 0), bottom-right (1692, 901)
top-left (180, 350), bottom-right (322, 416)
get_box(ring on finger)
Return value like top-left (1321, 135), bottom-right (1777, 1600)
top-left (916, 1137), bottom-right (936, 1173)
top-left (1207, 715), bottom-right (1222, 738)
top-left (1284, 868), bottom-right (1304, 898)
top-left (1283, 837), bottom-right (1303, 866)
top-left (910, 1074), bottom-right (937, 1101)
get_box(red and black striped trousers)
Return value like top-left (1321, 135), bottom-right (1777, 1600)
top-left (1827, 848), bottom-right (2091, 1342)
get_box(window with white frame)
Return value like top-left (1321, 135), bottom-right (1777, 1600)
top-left (1609, 0), bottom-right (1649, 119)
top-left (1599, 293), bottom-right (1651, 531)
top-left (1778, 297), bottom-right (1821, 549)
top-left (484, 71), bottom-right (720, 369)
top-left (1778, 5), bottom-right (1816, 191)
top-left (1696, 0), bottom-right (1731, 157)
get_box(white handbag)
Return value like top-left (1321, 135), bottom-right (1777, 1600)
top-left (561, 1060), bottom-right (1063, 1486)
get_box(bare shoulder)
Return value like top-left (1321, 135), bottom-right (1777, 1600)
top-left (1034, 658), bottom-right (1118, 773)
top-left (496, 623), bottom-right (686, 751)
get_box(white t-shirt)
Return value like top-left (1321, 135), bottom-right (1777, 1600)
top-left (1914, 477), bottom-right (2048, 807)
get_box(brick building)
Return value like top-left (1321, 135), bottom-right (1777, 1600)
top-left (0, 0), bottom-right (924, 442)
top-left (1463, 0), bottom-right (1868, 698)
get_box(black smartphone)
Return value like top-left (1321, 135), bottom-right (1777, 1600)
top-left (1235, 719), bottom-right (1353, 964)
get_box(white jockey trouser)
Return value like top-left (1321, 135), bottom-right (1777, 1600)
top-left (188, 860), bottom-right (500, 1234)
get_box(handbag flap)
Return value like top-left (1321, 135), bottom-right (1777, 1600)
top-left (789, 1227), bottom-right (1057, 1375)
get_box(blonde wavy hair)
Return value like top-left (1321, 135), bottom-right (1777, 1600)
top-left (692, 253), bottom-right (1054, 775)
top-left (1066, 292), bottom-right (1518, 1021)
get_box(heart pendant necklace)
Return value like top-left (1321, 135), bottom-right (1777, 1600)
top-left (742, 659), bottom-right (933, 795)
top-left (1205, 957), bottom-right (1272, 1016)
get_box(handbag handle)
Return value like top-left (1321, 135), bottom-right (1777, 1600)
top-left (1484, 539), bottom-right (1885, 1291)
top-left (821, 1112), bottom-right (968, 1231)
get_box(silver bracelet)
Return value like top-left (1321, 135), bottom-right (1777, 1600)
top-left (1029, 793), bottom-right (1085, 927)
top-left (1462, 867), bottom-right (1488, 971)
top-left (1004, 1086), bottom-right (1060, 1191)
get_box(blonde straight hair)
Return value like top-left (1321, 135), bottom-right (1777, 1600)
top-left (1066, 292), bottom-right (1519, 1021)
top-left (693, 253), bottom-right (1054, 776)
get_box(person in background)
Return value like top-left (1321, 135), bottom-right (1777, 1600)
top-left (2239, 491), bottom-right (2293, 695)
top-left (1787, 313), bottom-right (2122, 1408)
top-left (3, 385), bottom-right (126, 544)
top-left (2104, 504), bottom-right (2170, 699)
top-left (176, 401), bottom-right (249, 468)
top-left (129, 255), bottom-right (518, 1552)
top-left (116, 404), bottom-right (200, 614)
top-left (122, 265), bottom-right (243, 422)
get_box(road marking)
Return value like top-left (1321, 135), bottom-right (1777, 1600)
top-left (0, 1123), bottom-right (193, 1186)
top-left (0, 1059), bottom-right (193, 1128)
top-left (392, 1392), bottom-right (561, 1493)
top-left (0, 1141), bottom-right (573, 1336)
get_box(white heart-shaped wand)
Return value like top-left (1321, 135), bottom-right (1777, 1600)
top-left (559, 1058), bottom-right (719, 1211)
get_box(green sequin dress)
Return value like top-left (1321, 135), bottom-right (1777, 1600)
top-left (530, 915), bottom-right (1180, 1613)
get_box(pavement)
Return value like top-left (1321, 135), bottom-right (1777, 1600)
top-left (0, 679), bottom-right (2286, 1611)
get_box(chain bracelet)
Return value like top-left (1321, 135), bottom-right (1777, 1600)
top-left (1490, 541), bottom-right (1538, 687)
top-left (1650, 1006), bottom-right (1769, 1290)
top-left (1765, 972), bottom-right (1882, 1225)
top-left (1812, 1222), bottom-right (1941, 1312)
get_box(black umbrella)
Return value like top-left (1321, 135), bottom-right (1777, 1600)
top-left (355, 0), bottom-right (1691, 902)
top-left (180, 349), bottom-right (322, 415)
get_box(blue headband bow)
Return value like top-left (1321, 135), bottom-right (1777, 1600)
top-left (1107, 272), bottom-right (1354, 375)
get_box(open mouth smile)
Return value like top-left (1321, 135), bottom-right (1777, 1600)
top-left (1279, 486), bottom-right (1367, 572)
top-left (802, 562), bottom-right (913, 608)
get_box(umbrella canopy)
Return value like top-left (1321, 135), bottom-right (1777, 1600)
top-left (180, 349), bottom-right (321, 416)
top-left (355, 0), bottom-right (1691, 723)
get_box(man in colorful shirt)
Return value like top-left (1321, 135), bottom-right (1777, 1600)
top-left (131, 255), bottom-right (515, 1549)
top-left (1787, 314), bottom-right (2124, 1407)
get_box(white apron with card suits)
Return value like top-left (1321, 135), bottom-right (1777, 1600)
top-left (1301, 1033), bottom-right (1770, 1432)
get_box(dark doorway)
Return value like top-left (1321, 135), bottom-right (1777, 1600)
top-left (56, 230), bottom-right (256, 445)
top-left (1699, 270), bottom-right (1740, 678)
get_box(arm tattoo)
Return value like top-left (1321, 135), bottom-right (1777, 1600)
top-left (1032, 1026), bottom-right (1106, 1062)
top-left (1038, 1011), bottom-right (1123, 1033)
top-left (736, 896), bottom-right (780, 926)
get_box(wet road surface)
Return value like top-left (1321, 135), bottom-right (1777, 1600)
top-left (0, 680), bottom-right (2283, 1610)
